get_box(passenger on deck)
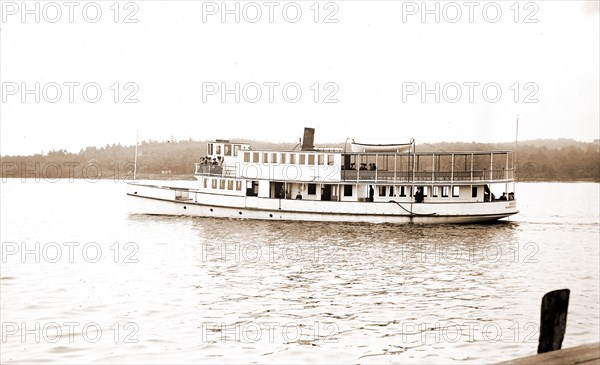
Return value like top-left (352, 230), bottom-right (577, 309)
top-left (360, 163), bottom-right (367, 170)
top-left (369, 185), bottom-right (374, 202)
top-left (499, 193), bottom-right (507, 201)
top-left (369, 163), bottom-right (377, 171)
top-left (296, 191), bottom-right (303, 200)
top-left (415, 187), bottom-right (424, 203)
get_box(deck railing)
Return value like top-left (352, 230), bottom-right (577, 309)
top-left (195, 164), bottom-right (223, 175)
top-left (195, 163), bottom-right (239, 177)
top-left (340, 169), bottom-right (513, 183)
top-left (339, 150), bottom-right (514, 184)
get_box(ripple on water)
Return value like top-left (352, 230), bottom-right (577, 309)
top-left (0, 181), bottom-right (598, 363)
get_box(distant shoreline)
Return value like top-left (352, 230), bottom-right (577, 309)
top-left (2, 139), bottom-right (597, 181)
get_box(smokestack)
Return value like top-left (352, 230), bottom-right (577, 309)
top-left (301, 127), bottom-right (315, 151)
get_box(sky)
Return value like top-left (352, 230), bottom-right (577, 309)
top-left (1, 0), bottom-right (599, 156)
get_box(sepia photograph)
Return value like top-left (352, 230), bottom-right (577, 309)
top-left (1, 0), bottom-right (599, 363)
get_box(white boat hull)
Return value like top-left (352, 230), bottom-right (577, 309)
top-left (126, 183), bottom-right (518, 224)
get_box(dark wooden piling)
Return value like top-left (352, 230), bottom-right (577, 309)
top-left (496, 289), bottom-right (600, 365)
top-left (538, 289), bottom-right (570, 354)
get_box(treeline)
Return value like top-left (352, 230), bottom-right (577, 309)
top-left (1, 139), bottom-right (598, 181)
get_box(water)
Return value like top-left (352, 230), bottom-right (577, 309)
top-left (1, 180), bottom-right (598, 364)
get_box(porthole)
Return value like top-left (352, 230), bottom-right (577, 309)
top-left (210, 208), bottom-right (213, 212)
top-left (183, 206), bottom-right (187, 209)
top-left (239, 212), bottom-right (242, 215)
top-left (269, 214), bottom-right (273, 218)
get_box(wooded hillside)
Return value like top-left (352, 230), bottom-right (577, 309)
top-left (2, 139), bottom-right (598, 181)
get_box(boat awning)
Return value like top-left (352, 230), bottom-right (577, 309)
top-left (349, 142), bottom-right (412, 153)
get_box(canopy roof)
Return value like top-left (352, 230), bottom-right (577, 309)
top-left (349, 142), bottom-right (412, 153)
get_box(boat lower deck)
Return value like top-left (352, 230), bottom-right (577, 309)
top-left (126, 183), bottom-right (518, 224)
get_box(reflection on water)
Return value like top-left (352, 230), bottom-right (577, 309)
top-left (1, 181), bottom-right (598, 363)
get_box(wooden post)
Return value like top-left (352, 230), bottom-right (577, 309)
top-left (375, 153), bottom-right (378, 182)
top-left (451, 153), bottom-right (454, 183)
top-left (538, 289), bottom-right (570, 354)
top-left (394, 153), bottom-right (397, 182)
top-left (490, 152), bottom-right (494, 180)
top-left (431, 153), bottom-right (435, 182)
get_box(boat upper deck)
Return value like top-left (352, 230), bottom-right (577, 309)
top-left (195, 148), bottom-right (515, 185)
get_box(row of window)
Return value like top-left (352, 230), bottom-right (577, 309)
top-left (200, 179), bottom-right (471, 198)
top-left (302, 185), bottom-right (462, 198)
top-left (302, 183), bottom-right (348, 197)
top-left (208, 143), bottom-right (246, 157)
top-left (243, 151), bottom-right (335, 165)
top-left (378, 185), bottom-right (461, 198)
top-left (202, 177), bottom-right (243, 191)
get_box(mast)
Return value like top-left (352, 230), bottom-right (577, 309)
top-left (133, 129), bottom-right (139, 180)
top-left (514, 115), bottom-right (519, 194)
top-left (410, 138), bottom-right (416, 183)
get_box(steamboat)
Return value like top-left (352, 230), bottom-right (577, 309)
top-left (127, 128), bottom-right (518, 223)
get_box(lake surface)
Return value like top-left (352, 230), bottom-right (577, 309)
top-left (1, 180), bottom-right (598, 364)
